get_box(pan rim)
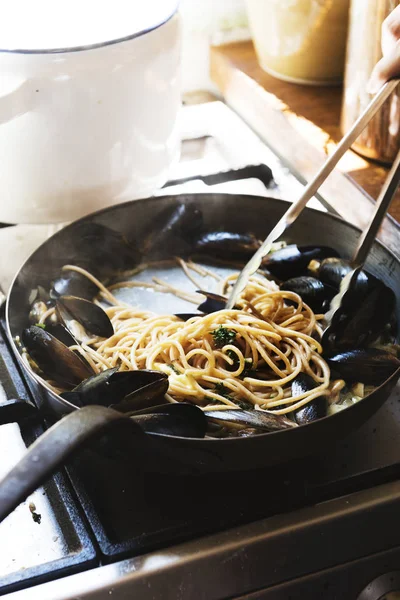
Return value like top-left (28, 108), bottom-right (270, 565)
top-left (6, 192), bottom-right (400, 442)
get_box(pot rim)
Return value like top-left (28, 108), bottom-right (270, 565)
top-left (0, 1), bottom-right (179, 56)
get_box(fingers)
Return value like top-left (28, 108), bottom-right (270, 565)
top-left (381, 5), bottom-right (400, 55)
top-left (367, 40), bottom-right (400, 94)
top-left (368, 6), bottom-right (400, 93)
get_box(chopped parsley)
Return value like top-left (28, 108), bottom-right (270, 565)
top-left (211, 326), bottom-right (237, 348)
top-left (226, 349), bottom-right (238, 363)
top-left (236, 358), bottom-right (255, 378)
top-left (203, 396), bottom-right (214, 403)
top-left (236, 399), bottom-right (254, 410)
top-left (168, 363), bottom-right (180, 375)
top-left (204, 396), bottom-right (221, 405)
top-left (214, 382), bottom-right (232, 398)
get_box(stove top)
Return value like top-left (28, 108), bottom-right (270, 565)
top-left (1, 307), bottom-right (400, 599)
top-left (66, 392), bottom-right (400, 563)
top-left (1, 102), bottom-right (400, 600)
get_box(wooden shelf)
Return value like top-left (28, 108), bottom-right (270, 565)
top-left (210, 41), bottom-right (400, 254)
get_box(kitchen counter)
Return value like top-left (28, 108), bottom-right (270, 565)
top-left (210, 41), bottom-right (400, 241)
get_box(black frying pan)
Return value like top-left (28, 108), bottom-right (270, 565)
top-left (1, 194), bottom-right (400, 520)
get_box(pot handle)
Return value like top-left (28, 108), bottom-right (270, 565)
top-left (0, 405), bottom-right (143, 523)
top-left (0, 78), bottom-right (31, 125)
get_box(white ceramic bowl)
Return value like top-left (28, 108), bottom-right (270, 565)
top-left (0, 1), bottom-right (182, 224)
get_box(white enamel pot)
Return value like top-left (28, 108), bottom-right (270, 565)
top-left (0, 0), bottom-right (181, 224)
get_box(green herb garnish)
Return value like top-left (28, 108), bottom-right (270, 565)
top-left (211, 326), bottom-right (237, 348)
top-left (35, 323), bottom-right (46, 329)
top-left (214, 382), bottom-right (232, 398)
top-left (204, 396), bottom-right (221, 405)
top-left (168, 363), bottom-right (180, 375)
top-left (225, 348), bottom-right (239, 371)
top-left (236, 399), bottom-right (254, 410)
top-left (204, 396), bottom-right (214, 403)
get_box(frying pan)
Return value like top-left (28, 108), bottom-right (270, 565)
top-left (1, 193), bottom-right (400, 519)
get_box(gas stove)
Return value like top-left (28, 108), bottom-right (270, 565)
top-left (1, 102), bottom-right (400, 600)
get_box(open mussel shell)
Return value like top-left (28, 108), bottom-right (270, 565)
top-left (280, 276), bottom-right (328, 313)
top-left (141, 203), bottom-right (204, 259)
top-left (61, 368), bottom-right (168, 409)
top-left (204, 408), bottom-right (297, 432)
top-left (197, 290), bottom-right (227, 314)
top-left (115, 372), bottom-right (169, 412)
top-left (50, 269), bottom-right (98, 301)
top-left (193, 231), bottom-right (260, 260)
top-left (263, 245), bottom-right (339, 280)
top-left (291, 373), bottom-right (327, 425)
top-left (61, 222), bottom-right (141, 277)
top-left (332, 283), bottom-right (396, 350)
top-left (22, 325), bottom-right (94, 388)
top-left (44, 323), bottom-right (77, 347)
top-left (326, 348), bottom-right (400, 386)
top-left (128, 403), bottom-right (207, 438)
top-left (56, 295), bottom-right (114, 339)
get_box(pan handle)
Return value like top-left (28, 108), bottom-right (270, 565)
top-left (0, 405), bottom-right (143, 523)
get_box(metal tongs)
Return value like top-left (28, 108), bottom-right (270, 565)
top-left (226, 79), bottom-right (400, 309)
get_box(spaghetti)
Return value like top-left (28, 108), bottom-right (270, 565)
top-left (53, 262), bottom-right (331, 417)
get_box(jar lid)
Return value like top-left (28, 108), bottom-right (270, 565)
top-left (0, 0), bottom-right (179, 53)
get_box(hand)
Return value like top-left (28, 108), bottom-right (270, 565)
top-left (368, 4), bottom-right (400, 93)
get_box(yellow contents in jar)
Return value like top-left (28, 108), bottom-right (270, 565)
top-left (246, 0), bottom-right (350, 85)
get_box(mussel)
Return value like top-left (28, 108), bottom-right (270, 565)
top-left (280, 276), bottom-right (328, 313)
top-left (56, 295), bottom-right (114, 340)
top-left (317, 257), bottom-right (352, 288)
top-left (204, 408), bottom-right (297, 433)
top-left (44, 323), bottom-right (77, 347)
top-left (141, 203), bottom-right (204, 259)
top-left (291, 373), bottom-right (327, 425)
top-left (193, 231), bottom-right (260, 260)
top-left (50, 269), bottom-right (98, 301)
top-left (197, 290), bottom-right (227, 313)
top-left (263, 245), bottom-right (339, 280)
top-left (22, 326), bottom-right (94, 387)
top-left (326, 348), bottom-right (400, 386)
top-left (60, 368), bottom-right (169, 409)
top-left (332, 283), bottom-right (396, 349)
top-left (128, 403), bottom-right (207, 438)
top-left (317, 258), bottom-right (369, 303)
top-left (58, 222), bottom-right (141, 277)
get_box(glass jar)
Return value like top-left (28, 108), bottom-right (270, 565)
top-left (245, 0), bottom-right (350, 85)
top-left (341, 0), bottom-right (400, 164)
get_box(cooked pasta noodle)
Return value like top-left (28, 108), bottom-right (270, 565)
top-left (57, 262), bottom-right (331, 417)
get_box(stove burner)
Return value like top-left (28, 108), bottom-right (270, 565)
top-left (0, 319), bottom-right (96, 596)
